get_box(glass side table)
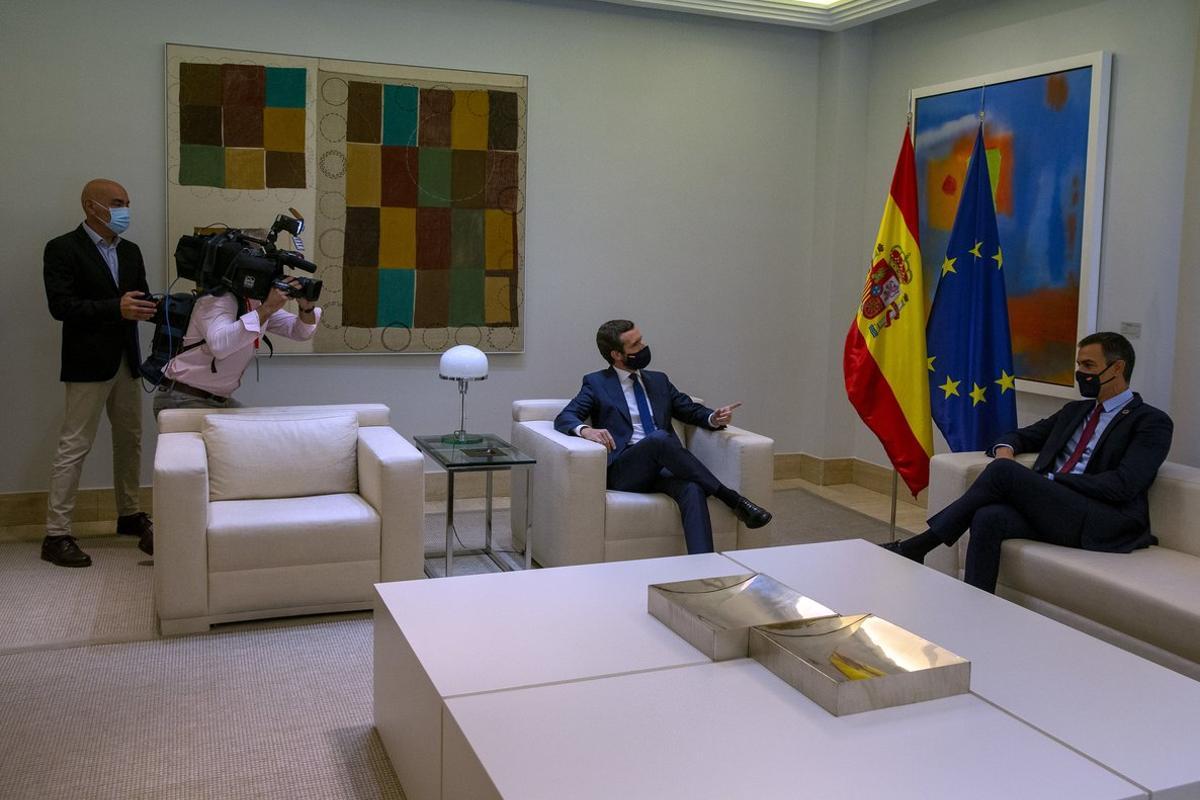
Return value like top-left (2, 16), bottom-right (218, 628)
top-left (413, 434), bottom-right (536, 578)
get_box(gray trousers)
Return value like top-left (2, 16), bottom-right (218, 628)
top-left (152, 386), bottom-right (243, 419)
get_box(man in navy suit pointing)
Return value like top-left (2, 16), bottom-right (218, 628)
top-left (555, 319), bottom-right (772, 554)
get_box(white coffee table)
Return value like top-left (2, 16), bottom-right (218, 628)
top-left (374, 552), bottom-right (747, 800)
top-left (375, 541), bottom-right (1200, 799)
top-left (443, 660), bottom-right (1142, 800)
top-left (726, 539), bottom-right (1200, 798)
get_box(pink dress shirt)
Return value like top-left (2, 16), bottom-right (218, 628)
top-left (163, 293), bottom-right (320, 397)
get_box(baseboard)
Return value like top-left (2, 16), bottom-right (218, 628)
top-left (1, 454), bottom-right (921, 527)
top-left (775, 453), bottom-right (927, 508)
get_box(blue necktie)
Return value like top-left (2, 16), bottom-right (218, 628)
top-left (630, 374), bottom-right (657, 435)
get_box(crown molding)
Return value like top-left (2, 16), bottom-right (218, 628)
top-left (588, 0), bottom-right (939, 30)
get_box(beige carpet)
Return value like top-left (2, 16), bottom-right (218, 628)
top-left (0, 536), bottom-right (156, 655)
top-left (0, 488), bottom-right (893, 653)
top-left (0, 616), bottom-right (403, 800)
top-left (0, 486), bottom-right (894, 799)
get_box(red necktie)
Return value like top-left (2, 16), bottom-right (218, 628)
top-left (1058, 404), bottom-right (1103, 474)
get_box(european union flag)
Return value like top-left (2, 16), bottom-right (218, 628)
top-left (926, 125), bottom-right (1018, 451)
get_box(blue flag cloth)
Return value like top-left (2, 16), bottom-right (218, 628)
top-left (926, 125), bottom-right (1018, 451)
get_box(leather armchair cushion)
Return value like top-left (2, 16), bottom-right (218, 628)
top-left (207, 493), bottom-right (380, 572)
top-left (203, 411), bottom-right (359, 500)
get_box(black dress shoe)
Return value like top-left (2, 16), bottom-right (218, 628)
top-left (117, 512), bottom-right (153, 556)
top-left (879, 540), bottom-right (924, 564)
top-left (41, 535), bottom-right (92, 568)
top-left (732, 497), bottom-right (772, 529)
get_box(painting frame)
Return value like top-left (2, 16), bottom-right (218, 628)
top-left (911, 52), bottom-right (1112, 399)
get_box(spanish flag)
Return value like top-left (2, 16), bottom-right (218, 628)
top-left (843, 126), bottom-right (933, 496)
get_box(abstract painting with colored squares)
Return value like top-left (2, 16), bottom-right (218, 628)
top-left (166, 45), bottom-right (527, 355)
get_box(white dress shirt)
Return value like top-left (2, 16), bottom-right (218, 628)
top-left (82, 221), bottom-right (120, 285)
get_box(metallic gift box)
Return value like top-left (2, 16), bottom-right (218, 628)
top-left (750, 614), bottom-right (971, 716)
top-left (647, 573), bottom-right (835, 661)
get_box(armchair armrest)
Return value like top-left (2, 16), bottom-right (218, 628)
top-left (510, 419), bottom-right (608, 567)
top-left (689, 426), bottom-right (774, 548)
top-left (153, 432), bottom-right (210, 629)
top-left (358, 427), bottom-right (425, 582)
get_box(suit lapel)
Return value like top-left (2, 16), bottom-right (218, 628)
top-left (602, 368), bottom-right (631, 425)
top-left (74, 224), bottom-right (119, 292)
top-left (642, 371), bottom-right (668, 429)
top-left (1089, 394), bottom-right (1142, 465)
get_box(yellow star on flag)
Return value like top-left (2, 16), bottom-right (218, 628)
top-left (969, 382), bottom-right (987, 406)
top-left (969, 241), bottom-right (983, 259)
top-left (927, 356), bottom-right (936, 372)
top-left (992, 247), bottom-right (1004, 270)
top-left (995, 370), bottom-right (1016, 393)
top-left (941, 256), bottom-right (957, 276)
top-left (938, 376), bottom-right (961, 399)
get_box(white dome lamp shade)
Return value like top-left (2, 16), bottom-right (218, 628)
top-left (439, 345), bottom-right (489, 444)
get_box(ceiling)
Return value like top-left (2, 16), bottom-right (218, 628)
top-left (587, 0), bottom-right (940, 30)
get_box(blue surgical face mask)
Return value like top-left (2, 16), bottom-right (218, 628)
top-left (92, 200), bottom-right (130, 235)
top-left (105, 206), bottom-right (131, 235)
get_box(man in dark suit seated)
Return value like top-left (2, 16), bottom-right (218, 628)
top-left (42, 179), bottom-right (158, 567)
top-left (555, 319), bottom-right (772, 554)
top-left (884, 332), bottom-right (1173, 593)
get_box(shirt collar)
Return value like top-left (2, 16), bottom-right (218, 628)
top-left (83, 221), bottom-right (119, 248)
top-left (613, 365), bottom-right (640, 383)
top-left (1099, 388), bottom-right (1134, 413)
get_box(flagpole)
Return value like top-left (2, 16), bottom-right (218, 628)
top-left (889, 469), bottom-right (899, 542)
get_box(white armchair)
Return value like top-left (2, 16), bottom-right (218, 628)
top-left (153, 404), bottom-right (425, 635)
top-left (509, 398), bottom-right (774, 567)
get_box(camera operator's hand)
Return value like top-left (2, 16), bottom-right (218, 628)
top-left (281, 277), bottom-right (317, 315)
top-left (257, 285), bottom-right (290, 324)
top-left (120, 291), bottom-right (158, 321)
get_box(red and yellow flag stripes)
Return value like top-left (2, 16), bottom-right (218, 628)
top-left (843, 127), bottom-right (933, 496)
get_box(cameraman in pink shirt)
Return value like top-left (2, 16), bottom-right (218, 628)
top-left (152, 279), bottom-right (319, 416)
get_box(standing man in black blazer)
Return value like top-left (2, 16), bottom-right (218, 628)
top-left (884, 332), bottom-right (1174, 592)
top-left (42, 179), bottom-right (157, 567)
top-left (555, 319), bottom-right (772, 554)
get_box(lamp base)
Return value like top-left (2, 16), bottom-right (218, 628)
top-left (441, 430), bottom-right (484, 445)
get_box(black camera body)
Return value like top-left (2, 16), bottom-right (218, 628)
top-left (173, 213), bottom-right (322, 303)
top-left (273, 277), bottom-right (322, 302)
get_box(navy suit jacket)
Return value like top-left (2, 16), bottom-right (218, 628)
top-left (554, 367), bottom-right (720, 466)
top-left (44, 224), bottom-right (149, 382)
top-left (991, 393), bottom-right (1173, 552)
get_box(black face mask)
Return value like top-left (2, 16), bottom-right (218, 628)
top-left (1075, 361), bottom-right (1117, 398)
top-left (623, 346), bottom-right (652, 371)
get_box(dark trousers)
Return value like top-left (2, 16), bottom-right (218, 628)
top-left (607, 430), bottom-right (725, 554)
top-left (928, 458), bottom-right (1130, 593)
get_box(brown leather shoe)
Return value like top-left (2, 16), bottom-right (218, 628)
top-left (117, 512), bottom-right (154, 555)
top-left (41, 535), bottom-right (92, 568)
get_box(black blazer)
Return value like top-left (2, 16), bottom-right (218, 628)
top-left (992, 394), bottom-right (1174, 552)
top-left (554, 367), bottom-right (720, 466)
top-left (44, 224), bottom-right (149, 382)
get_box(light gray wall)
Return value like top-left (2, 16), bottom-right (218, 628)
top-left (0, 0), bottom-right (819, 493)
top-left (4, 0), bottom-right (1197, 497)
top-left (843, 0), bottom-right (1200, 466)
top-left (1170, 25), bottom-right (1200, 467)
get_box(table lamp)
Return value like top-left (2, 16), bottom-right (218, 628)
top-left (439, 345), bottom-right (488, 444)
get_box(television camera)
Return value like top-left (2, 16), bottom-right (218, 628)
top-left (172, 210), bottom-right (322, 303)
